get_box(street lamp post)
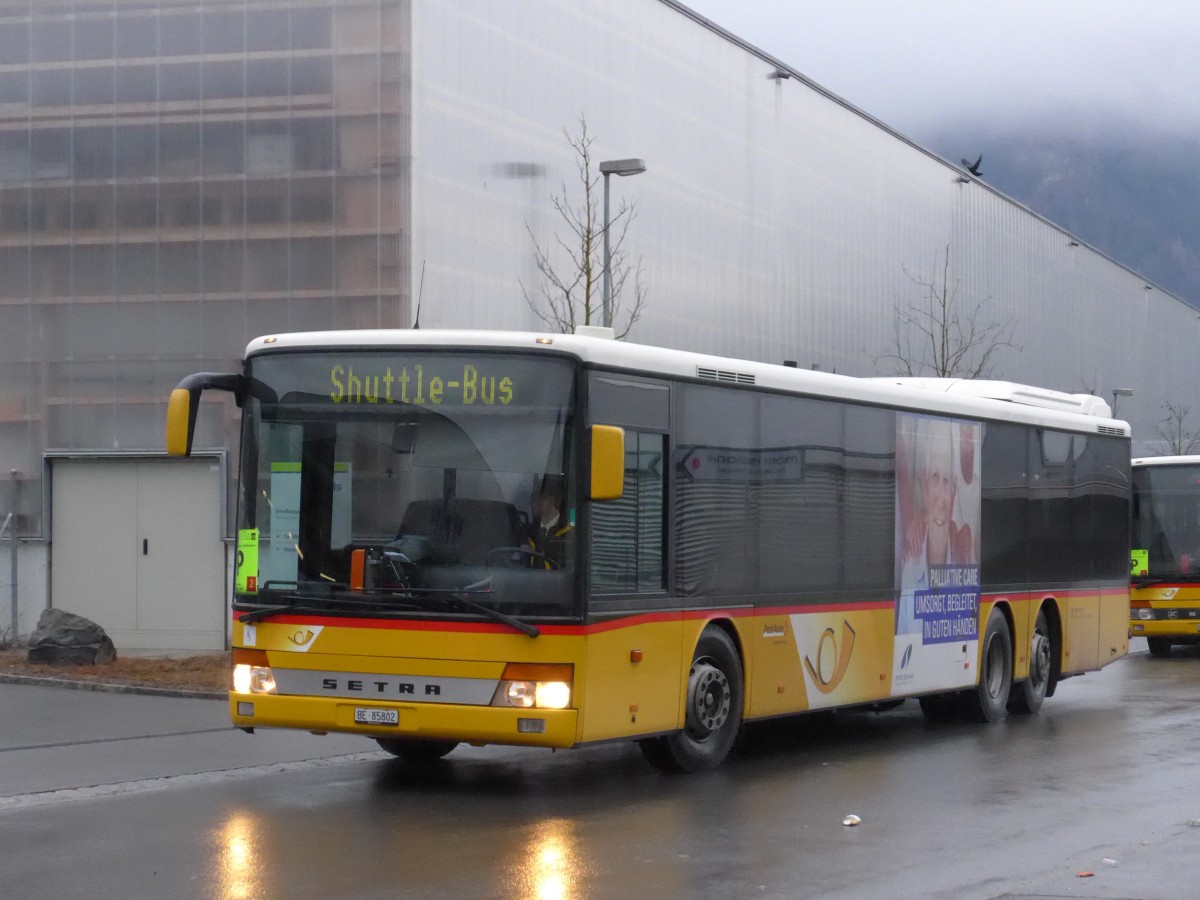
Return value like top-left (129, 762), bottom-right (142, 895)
top-left (1111, 388), bottom-right (1133, 417)
top-left (598, 158), bottom-right (646, 328)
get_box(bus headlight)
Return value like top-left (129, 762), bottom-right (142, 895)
top-left (232, 649), bottom-right (277, 694)
top-left (492, 663), bottom-right (573, 709)
top-left (232, 664), bottom-right (277, 694)
top-left (506, 681), bottom-right (536, 708)
top-left (534, 681), bottom-right (571, 710)
top-left (1138, 608), bottom-right (1153, 620)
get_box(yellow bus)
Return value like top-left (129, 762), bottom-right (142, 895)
top-left (1130, 455), bottom-right (1200, 656)
top-left (167, 329), bottom-right (1131, 771)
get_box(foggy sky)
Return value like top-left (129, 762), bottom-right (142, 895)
top-left (680, 0), bottom-right (1199, 141)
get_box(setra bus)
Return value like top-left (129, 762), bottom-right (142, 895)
top-left (167, 329), bottom-right (1131, 771)
top-left (1130, 455), bottom-right (1200, 656)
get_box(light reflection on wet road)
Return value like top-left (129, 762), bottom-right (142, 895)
top-left (4, 638), bottom-right (1200, 899)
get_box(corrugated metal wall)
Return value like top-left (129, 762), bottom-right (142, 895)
top-left (412, 0), bottom-right (1196, 453)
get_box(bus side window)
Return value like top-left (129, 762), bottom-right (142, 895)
top-left (590, 430), bottom-right (665, 594)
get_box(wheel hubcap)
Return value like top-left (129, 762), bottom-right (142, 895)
top-left (686, 659), bottom-right (731, 740)
top-left (983, 636), bottom-right (1004, 699)
top-left (1030, 629), bottom-right (1050, 687)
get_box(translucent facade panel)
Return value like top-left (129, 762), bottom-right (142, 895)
top-left (336, 237), bottom-right (382, 291)
top-left (203, 61), bottom-right (245, 102)
top-left (0, 18), bottom-right (29, 65)
top-left (0, 188), bottom-right (28, 231)
top-left (203, 242), bottom-right (246, 294)
top-left (31, 19), bottom-right (70, 63)
top-left (31, 130), bottom-right (69, 179)
top-left (116, 65), bottom-right (157, 104)
top-left (74, 16), bottom-right (114, 61)
top-left (246, 59), bottom-right (290, 100)
top-left (203, 9), bottom-right (246, 55)
top-left (160, 12), bottom-right (201, 57)
top-left (0, 248), bottom-right (29, 298)
top-left (201, 123), bottom-right (245, 176)
top-left (0, 1), bottom-right (409, 534)
top-left (291, 56), bottom-right (333, 97)
top-left (72, 246), bottom-right (114, 298)
top-left (0, 309), bottom-right (31, 362)
top-left (247, 9), bottom-right (292, 52)
top-left (338, 177), bottom-right (379, 228)
top-left (115, 15), bottom-right (156, 59)
top-left (336, 6), bottom-right (382, 49)
top-left (74, 64), bottom-right (117, 107)
top-left (32, 69), bottom-right (71, 107)
top-left (160, 63), bottom-right (202, 104)
top-left (290, 239), bottom-right (334, 290)
top-left (75, 128), bottom-right (116, 180)
top-left (0, 71), bottom-right (26, 105)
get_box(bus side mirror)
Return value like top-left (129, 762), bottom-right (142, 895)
top-left (166, 387), bottom-right (199, 457)
top-left (589, 425), bottom-right (625, 501)
top-left (166, 372), bottom-right (246, 457)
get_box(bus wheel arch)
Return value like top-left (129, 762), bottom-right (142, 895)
top-left (639, 621), bottom-right (745, 772)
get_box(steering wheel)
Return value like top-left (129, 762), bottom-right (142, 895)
top-left (483, 546), bottom-right (560, 570)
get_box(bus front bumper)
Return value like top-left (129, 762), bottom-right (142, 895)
top-left (229, 692), bottom-right (579, 749)
top-left (1129, 619), bottom-right (1200, 642)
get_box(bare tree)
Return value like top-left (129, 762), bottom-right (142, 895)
top-left (1153, 400), bottom-right (1200, 455)
top-left (1073, 372), bottom-right (1099, 396)
top-left (520, 118), bottom-right (646, 337)
top-left (876, 244), bottom-right (1019, 378)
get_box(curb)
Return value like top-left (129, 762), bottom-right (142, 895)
top-left (0, 672), bottom-right (226, 701)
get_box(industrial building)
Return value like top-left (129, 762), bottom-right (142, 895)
top-left (0, 0), bottom-right (1191, 650)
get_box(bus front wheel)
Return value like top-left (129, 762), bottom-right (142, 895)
top-left (1147, 638), bottom-right (1172, 658)
top-left (963, 607), bottom-right (1012, 723)
top-left (375, 738), bottom-right (458, 762)
top-left (639, 627), bottom-right (743, 773)
top-left (1008, 608), bottom-right (1052, 714)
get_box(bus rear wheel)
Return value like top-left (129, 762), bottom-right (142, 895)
top-left (375, 738), bottom-right (458, 762)
top-left (1147, 638), bottom-right (1172, 658)
top-left (963, 606), bottom-right (1012, 723)
top-left (639, 627), bottom-right (743, 773)
top-left (1008, 608), bottom-right (1052, 714)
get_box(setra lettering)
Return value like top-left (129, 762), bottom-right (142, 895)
top-left (318, 677), bottom-right (428, 695)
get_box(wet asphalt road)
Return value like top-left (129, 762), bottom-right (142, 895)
top-left (2, 638), bottom-right (1200, 899)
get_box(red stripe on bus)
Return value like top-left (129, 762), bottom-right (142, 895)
top-left (235, 587), bottom-right (1128, 636)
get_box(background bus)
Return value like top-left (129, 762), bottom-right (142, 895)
top-left (1130, 455), bottom-right (1200, 656)
top-left (167, 329), bottom-right (1131, 771)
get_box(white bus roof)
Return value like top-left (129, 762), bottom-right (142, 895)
top-left (245, 329), bottom-right (1130, 437)
top-left (1132, 455), bottom-right (1200, 467)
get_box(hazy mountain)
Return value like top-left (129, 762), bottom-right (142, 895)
top-left (924, 125), bottom-right (1200, 308)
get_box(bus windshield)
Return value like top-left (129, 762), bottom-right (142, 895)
top-left (1133, 463), bottom-right (1200, 582)
top-left (235, 350), bottom-right (579, 621)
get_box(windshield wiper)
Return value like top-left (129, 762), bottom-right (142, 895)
top-left (441, 578), bottom-right (539, 638)
top-left (1134, 576), bottom-right (1200, 587)
top-left (237, 584), bottom-right (419, 623)
top-left (239, 602), bottom-right (324, 624)
top-left (237, 578), bottom-right (538, 636)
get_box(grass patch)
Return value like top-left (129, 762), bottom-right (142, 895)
top-left (0, 649), bottom-right (230, 693)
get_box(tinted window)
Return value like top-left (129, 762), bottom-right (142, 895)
top-left (590, 430), bottom-right (665, 594)
top-left (675, 384), bottom-right (759, 596)
top-left (675, 384), bottom-right (894, 599)
top-left (980, 422), bottom-right (1028, 586)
